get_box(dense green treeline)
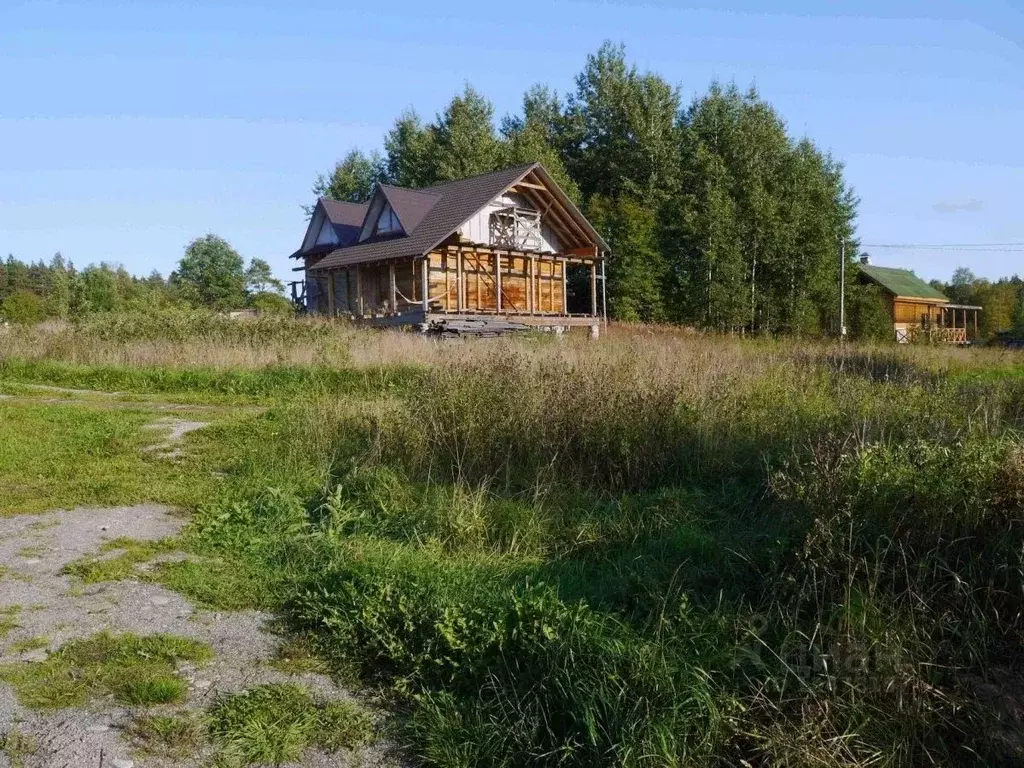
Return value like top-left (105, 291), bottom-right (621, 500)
top-left (8, 42), bottom-right (1022, 338)
top-left (316, 42), bottom-right (860, 334)
top-left (0, 252), bottom-right (173, 324)
top-left (0, 236), bottom-right (289, 323)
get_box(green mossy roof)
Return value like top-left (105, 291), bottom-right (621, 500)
top-left (858, 264), bottom-right (948, 301)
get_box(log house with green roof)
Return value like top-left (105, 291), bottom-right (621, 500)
top-left (858, 261), bottom-right (981, 343)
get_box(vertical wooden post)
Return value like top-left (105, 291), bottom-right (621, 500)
top-left (560, 259), bottom-right (567, 315)
top-left (528, 256), bottom-right (535, 314)
top-left (546, 261), bottom-right (552, 313)
top-left (327, 271), bottom-right (336, 317)
top-left (495, 253), bottom-right (503, 313)
top-left (456, 251), bottom-right (464, 312)
top-left (443, 255), bottom-right (450, 312)
top-left (590, 261), bottom-right (598, 316)
top-left (421, 255), bottom-right (429, 312)
top-left (549, 262), bottom-right (554, 313)
top-left (355, 264), bottom-right (363, 316)
top-left (973, 310), bottom-right (978, 339)
top-left (389, 262), bottom-right (397, 314)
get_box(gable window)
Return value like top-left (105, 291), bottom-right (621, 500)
top-left (315, 217), bottom-right (339, 246)
top-left (374, 203), bottom-right (402, 236)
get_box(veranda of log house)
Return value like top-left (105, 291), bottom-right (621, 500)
top-left (911, 302), bottom-right (983, 344)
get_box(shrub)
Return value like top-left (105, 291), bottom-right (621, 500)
top-left (250, 291), bottom-right (295, 315)
top-left (1, 289), bottom-right (45, 325)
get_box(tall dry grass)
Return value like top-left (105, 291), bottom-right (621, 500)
top-left (249, 326), bottom-right (1024, 766)
top-left (4, 309), bottom-right (1019, 374)
top-left (6, 311), bottom-right (1024, 766)
top-left (0, 316), bottom-right (444, 369)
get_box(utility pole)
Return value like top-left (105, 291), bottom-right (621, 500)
top-left (839, 237), bottom-right (847, 342)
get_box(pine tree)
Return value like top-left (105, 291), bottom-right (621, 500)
top-left (561, 41), bottom-right (680, 204)
top-left (46, 252), bottom-right (72, 319)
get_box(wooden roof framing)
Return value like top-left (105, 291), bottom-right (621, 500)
top-left (508, 167), bottom-right (593, 251)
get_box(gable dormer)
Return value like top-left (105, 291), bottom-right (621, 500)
top-left (293, 198), bottom-right (368, 259)
top-left (358, 185), bottom-right (441, 242)
top-left (301, 203), bottom-right (331, 252)
top-left (358, 191), bottom-right (389, 242)
top-left (374, 202), bottom-right (403, 237)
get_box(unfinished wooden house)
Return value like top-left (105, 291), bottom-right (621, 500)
top-left (289, 163), bottom-right (609, 334)
top-left (858, 262), bottom-right (981, 343)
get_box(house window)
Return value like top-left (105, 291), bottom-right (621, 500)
top-left (315, 217), bottom-right (339, 246)
top-left (375, 203), bottom-right (401, 236)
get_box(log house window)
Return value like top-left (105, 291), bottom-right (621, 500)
top-left (374, 203), bottom-right (402, 237)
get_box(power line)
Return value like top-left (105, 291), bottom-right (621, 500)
top-left (861, 242), bottom-right (1024, 252)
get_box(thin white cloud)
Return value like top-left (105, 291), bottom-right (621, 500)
top-left (933, 198), bottom-right (984, 213)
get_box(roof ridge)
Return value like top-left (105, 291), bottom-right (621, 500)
top-left (417, 162), bottom-right (538, 192)
top-left (377, 183), bottom-right (442, 196)
top-left (862, 264), bottom-right (915, 272)
top-left (319, 197), bottom-right (368, 205)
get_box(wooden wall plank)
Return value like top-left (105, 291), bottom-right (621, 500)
top-left (413, 247), bottom-right (570, 315)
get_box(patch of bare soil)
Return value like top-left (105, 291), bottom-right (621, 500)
top-left (0, 505), bottom-right (396, 767)
top-left (0, 391), bottom-right (264, 415)
top-left (141, 419), bottom-right (210, 460)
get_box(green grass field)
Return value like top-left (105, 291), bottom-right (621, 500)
top-left (2, 314), bottom-right (1024, 767)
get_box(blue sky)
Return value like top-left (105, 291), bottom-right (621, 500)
top-left (2, 0), bottom-right (1022, 285)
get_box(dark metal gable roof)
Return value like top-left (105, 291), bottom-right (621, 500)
top-left (291, 199), bottom-right (369, 258)
top-left (321, 199), bottom-right (368, 247)
top-left (321, 199), bottom-right (369, 227)
top-left (310, 163), bottom-right (607, 271)
top-left (378, 185), bottom-right (441, 235)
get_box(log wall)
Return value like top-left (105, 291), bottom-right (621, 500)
top-left (892, 299), bottom-right (943, 325)
top-left (315, 249), bottom-right (594, 317)
top-left (427, 250), bottom-right (566, 314)
top-left (324, 260), bottom-right (422, 315)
